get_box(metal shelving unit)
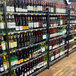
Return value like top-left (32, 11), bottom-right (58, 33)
top-left (0, 1), bottom-right (76, 76)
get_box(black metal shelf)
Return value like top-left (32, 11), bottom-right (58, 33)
top-left (49, 53), bottom-right (67, 66)
top-left (49, 25), bottom-right (67, 29)
top-left (6, 12), bottom-right (46, 16)
top-left (11, 52), bottom-right (47, 71)
top-left (49, 44), bottom-right (67, 53)
top-left (0, 28), bottom-right (46, 36)
top-left (30, 65), bottom-right (47, 76)
top-left (0, 70), bottom-right (9, 76)
top-left (0, 52), bottom-right (7, 56)
top-left (69, 32), bottom-right (76, 35)
top-left (10, 41), bottom-right (47, 54)
top-left (0, 1), bottom-right (76, 76)
top-left (49, 34), bottom-right (67, 41)
top-left (6, 12), bottom-right (69, 16)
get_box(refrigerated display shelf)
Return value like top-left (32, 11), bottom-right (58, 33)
top-left (10, 41), bottom-right (47, 54)
top-left (11, 52), bottom-right (47, 71)
top-left (0, 28), bottom-right (46, 36)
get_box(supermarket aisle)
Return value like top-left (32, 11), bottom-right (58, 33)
top-left (37, 51), bottom-right (76, 76)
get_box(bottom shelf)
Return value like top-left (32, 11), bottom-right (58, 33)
top-left (31, 48), bottom-right (76, 76)
top-left (0, 48), bottom-right (76, 76)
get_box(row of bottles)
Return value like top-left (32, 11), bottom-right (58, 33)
top-left (50, 16), bottom-right (67, 27)
top-left (0, 30), bottom-right (47, 53)
top-left (49, 38), bottom-right (65, 50)
top-left (11, 55), bottom-right (47, 76)
top-left (0, 55), bottom-right (9, 73)
top-left (7, 15), bottom-right (47, 32)
top-left (49, 28), bottom-right (66, 38)
top-left (49, 46), bottom-right (67, 62)
top-left (10, 44), bottom-right (47, 67)
top-left (6, 0), bottom-right (66, 14)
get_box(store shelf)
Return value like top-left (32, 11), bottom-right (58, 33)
top-left (49, 13), bottom-right (68, 16)
top-left (0, 52), bottom-right (7, 56)
top-left (49, 53), bottom-right (67, 66)
top-left (49, 35), bottom-right (67, 41)
top-left (11, 52), bottom-right (47, 70)
top-left (69, 48), bottom-right (76, 54)
top-left (0, 70), bottom-right (9, 76)
top-left (69, 32), bottom-right (76, 35)
top-left (49, 25), bottom-right (67, 29)
top-left (0, 12), bottom-right (3, 15)
top-left (10, 41), bottom-right (47, 54)
top-left (0, 28), bottom-right (46, 36)
top-left (30, 65), bottom-right (47, 76)
top-left (6, 12), bottom-right (46, 16)
top-left (49, 44), bottom-right (67, 53)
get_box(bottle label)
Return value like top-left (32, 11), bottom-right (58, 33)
top-left (0, 66), bottom-right (4, 72)
top-left (27, 6), bottom-right (31, 11)
top-left (6, 6), bottom-right (11, 12)
top-left (0, 23), bottom-right (4, 29)
top-left (4, 64), bottom-right (7, 70)
top-left (50, 7), bottom-right (54, 12)
top-left (51, 56), bottom-right (54, 61)
top-left (10, 6), bottom-right (14, 12)
top-left (49, 46), bottom-right (52, 50)
top-left (1, 42), bottom-right (6, 50)
top-left (41, 47), bottom-right (45, 52)
top-left (25, 73), bottom-right (27, 76)
top-left (43, 35), bottom-right (46, 39)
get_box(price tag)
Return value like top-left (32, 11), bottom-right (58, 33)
top-left (25, 31), bottom-right (27, 33)
top-left (31, 14), bottom-right (33, 15)
top-left (19, 49), bottom-right (21, 51)
top-left (11, 33), bottom-right (14, 35)
top-left (8, 33), bottom-right (10, 35)
top-left (10, 13), bottom-right (13, 15)
top-left (31, 30), bottom-right (33, 32)
top-left (3, 34), bottom-right (6, 35)
top-left (10, 52), bottom-right (12, 53)
top-left (18, 13), bottom-right (20, 15)
top-left (35, 14), bottom-right (37, 15)
top-left (18, 32), bottom-right (20, 34)
top-left (25, 14), bottom-right (27, 15)
top-left (26, 47), bottom-right (28, 49)
top-left (13, 50), bottom-right (15, 53)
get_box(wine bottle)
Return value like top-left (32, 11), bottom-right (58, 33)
top-left (0, 15), bottom-right (5, 33)
top-left (3, 55), bottom-right (9, 71)
top-left (0, 56), bottom-right (4, 73)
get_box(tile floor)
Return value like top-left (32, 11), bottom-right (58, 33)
top-left (37, 51), bottom-right (76, 76)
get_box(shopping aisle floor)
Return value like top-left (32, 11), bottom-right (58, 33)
top-left (37, 51), bottom-right (76, 76)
